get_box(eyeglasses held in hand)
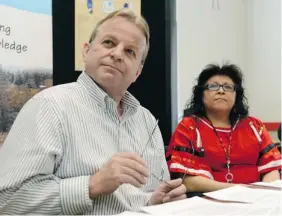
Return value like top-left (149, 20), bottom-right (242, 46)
top-left (140, 119), bottom-right (159, 157)
top-left (140, 119), bottom-right (173, 188)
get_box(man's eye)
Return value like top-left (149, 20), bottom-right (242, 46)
top-left (103, 40), bottom-right (114, 47)
top-left (126, 49), bottom-right (136, 56)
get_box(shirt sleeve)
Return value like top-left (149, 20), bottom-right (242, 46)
top-left (166, 117), bottom-right (213, 180)
top-left (255, 120), bottom-right (281, 174)
top-left (0, 96), bottom-right (93, 215)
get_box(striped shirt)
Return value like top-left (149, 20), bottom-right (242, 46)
top-left (0, 72), bottom-right (169, 215)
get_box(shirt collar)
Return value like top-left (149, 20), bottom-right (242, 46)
top-left (77, 71), bottom-right (140, 110)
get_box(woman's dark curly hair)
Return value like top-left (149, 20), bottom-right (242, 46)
top-left (183, 63), bottom-right (249, 125)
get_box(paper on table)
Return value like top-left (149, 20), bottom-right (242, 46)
top-left (272, 180), bottom-right (282, 187)
top-left (204, 185), bottom-right (281, 204)
top-left (113, 211), bottom-right (149, 216)
top-left (140, 195), bottom-right (281, 216)
top-left (140, 196), bottom-right (210, 215)
top-left (252, 180), bottom-right (282, 188)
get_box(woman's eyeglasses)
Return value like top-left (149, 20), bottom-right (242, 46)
top-left (204, 83), bottom-right (236, 92)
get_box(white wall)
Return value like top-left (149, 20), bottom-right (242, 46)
top-left (245, 0), bottom-right (281, 122)
top-left (175, 0), bottom-right (281, 129)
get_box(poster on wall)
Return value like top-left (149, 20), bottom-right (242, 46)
top-left (75, 0), bottom-right (141, 71)
top-left (0, 0), bottom-right (53, 145)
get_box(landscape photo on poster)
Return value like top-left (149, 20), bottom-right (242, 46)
top-left (0, 0), bottom-right (53, 145)
top-left (75, 0), bottom-right (141, 71)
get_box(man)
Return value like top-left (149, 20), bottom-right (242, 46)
top-left (0, 9), bottom-right (186, 215)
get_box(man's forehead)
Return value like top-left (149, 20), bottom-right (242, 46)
top-left (97, 18), bottom-right (146, 45)
top-left (100, 16), bottom-right (133, 28)
top-left (99, 17), bottom-right (142, 36)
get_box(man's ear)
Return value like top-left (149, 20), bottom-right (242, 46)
top-left (82, 43), bottom-right (90, 62)
top-left (133, 64), bottom-right (143, 82)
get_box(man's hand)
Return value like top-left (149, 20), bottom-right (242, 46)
top-left (89, 152), bottom-right (149, 199)
top-left (150, 178), bottom-right (187, 205)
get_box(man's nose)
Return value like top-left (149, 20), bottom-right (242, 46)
top-left (110, 45), bottom-right (124, 62)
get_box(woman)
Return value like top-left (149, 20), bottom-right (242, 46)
top-left (166, 63), bottom-right (281, 193)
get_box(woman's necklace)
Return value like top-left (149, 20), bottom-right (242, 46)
top-left (207, 119), bottom-right (234, 183)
